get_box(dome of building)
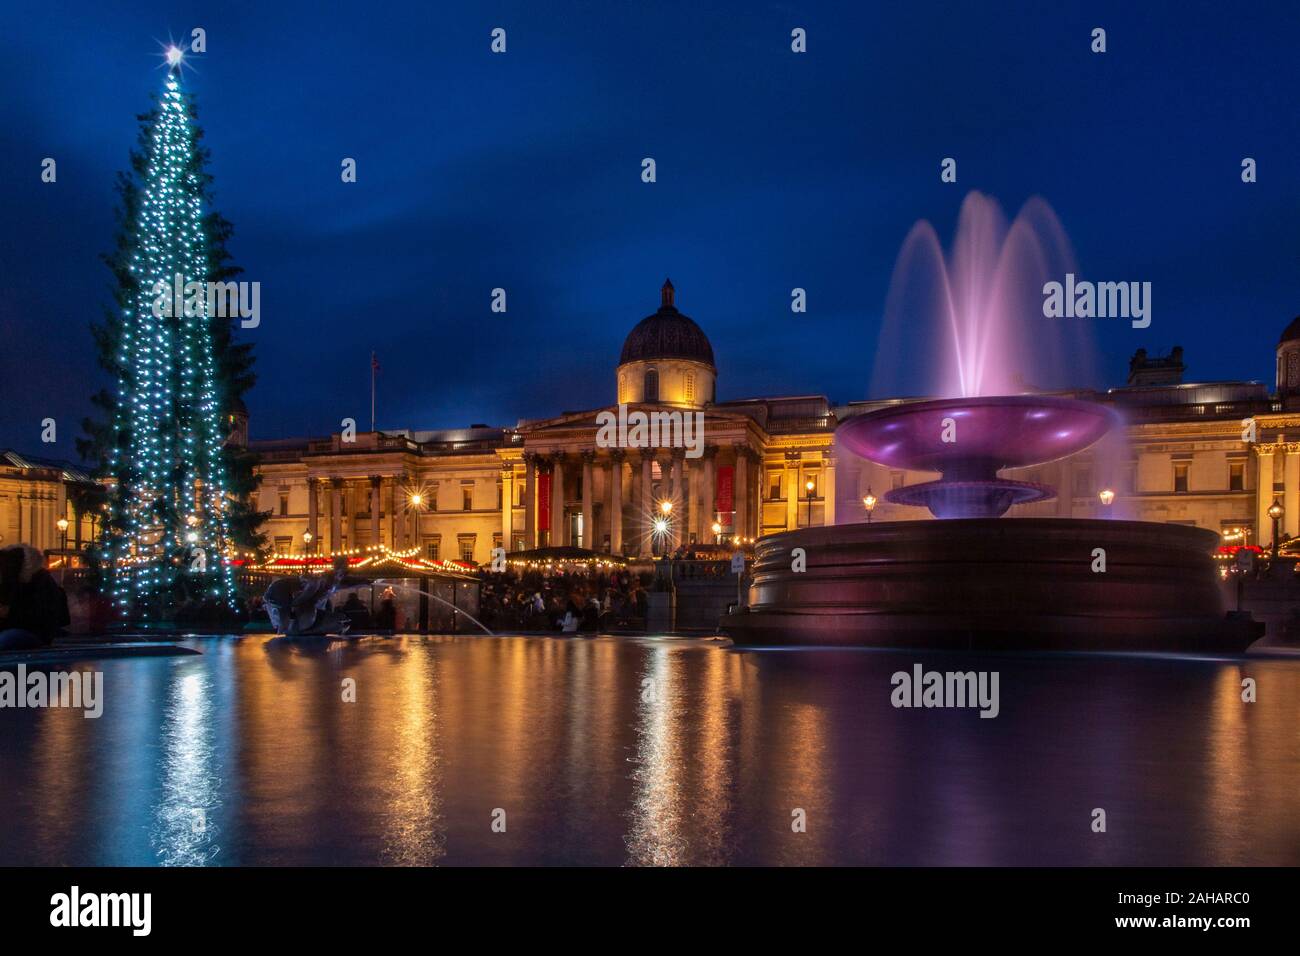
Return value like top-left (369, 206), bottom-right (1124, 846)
top-left (619, 280), bottom-right (715, 368)
top-left (1280, 315), bottom-right (1300, 344)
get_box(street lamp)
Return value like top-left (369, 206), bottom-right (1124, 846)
top-left (658, 500), bottom-right (674, 552)
top-left (711, 520), bottom-right (722, 544)
top-left (862, 488), bottom-right (877, 523)
top-left (1268, 499), bottom-right (1284, 559)
top-left (805, 478), bottom-right (816, 526)
top-left (56, 517), bottom-right (69, 560)
top-left (1099, 488), bottom-right (1115, 510)
top-left (302, 530), bottom-right (314, 556)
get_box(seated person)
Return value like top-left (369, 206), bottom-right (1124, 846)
top-left (0, 545), bottom-right (71, 651)
top-left (340, 591), bottom-right (372, 628)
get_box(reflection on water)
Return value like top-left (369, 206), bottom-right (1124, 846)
top-left (1, 636), bottom-right (1299, 866)
top-left (152, 670), bottom-right (221, 865)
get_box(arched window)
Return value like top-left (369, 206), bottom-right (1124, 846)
top-left (644, 368), bottom-right (659, 402)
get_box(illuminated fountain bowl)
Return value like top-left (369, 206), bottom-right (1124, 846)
top-left (721, 395), bottom-right (1260, 653)
top-left (835, 395), bottom-right (1120, 518)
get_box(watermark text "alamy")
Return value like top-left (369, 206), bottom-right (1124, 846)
top-left (595, 403), bottom-right (704, 459)
top-left (1043, 273), bottom-right (1150, 328)
top-left (0, 665), bottom-right (103, 719)
top-left (150, 272), bottom-right (260, 328)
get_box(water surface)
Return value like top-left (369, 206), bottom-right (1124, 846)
top-left (1, 635), bottom-right (1297, 866)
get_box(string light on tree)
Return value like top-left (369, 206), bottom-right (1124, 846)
top-left (102, 51), bottom-right (236, 616)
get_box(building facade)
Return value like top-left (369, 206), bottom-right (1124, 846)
top-left (238, 283), bottom-right (1297, 563)
top-left (0, 451), bottom-right (100, 560)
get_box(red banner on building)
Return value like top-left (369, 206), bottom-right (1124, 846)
top-left (538, 472), bottom-right (552, 532)
top-left (716, 465), bottom-right (734, 516)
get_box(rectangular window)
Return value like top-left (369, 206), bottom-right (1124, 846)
top-left (1072, 468), bottom-right (1091, 497)
top-left (458, 534), bottom-right (476, 563)
top-left (278, 494), bottom-right (289, 516)
top-left (512, 535), bottom-right (525, 552)
top-left (1174, 463), bottom-right (1189, 493)
top-left (497, 481), bottom-right (503, 509)
top-left (492, 532), bottom-right (503, 554)
top-left (768, 471), bottom-right (782, 500)
top-left (1229, 462), bottom-right (1245, 491)
top-left (802, 472), bottom-right (820, 498)
top-left (424, 537), bottom-right (440, 562)
top-left (274, 536), bottom-right (293, 553)
top-left (429, 483), bottom-right (439, 512)
top-left (462, 485), bottom-right (474, 511)
top-left (514, 480), bottom-right (524, 507)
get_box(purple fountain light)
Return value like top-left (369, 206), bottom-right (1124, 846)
top-left (845, 192), bottom-right (1118, 518)
top-left (838, 395), bottom-right (1119, 518)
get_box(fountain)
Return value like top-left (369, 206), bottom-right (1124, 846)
top-left (722, 194), bottom-right (1258, 652)
top-left (837, 395), bottom-right (1119, 519)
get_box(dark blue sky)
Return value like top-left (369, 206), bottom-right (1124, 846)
top-left (2, 1), bottom-right (1297, 456)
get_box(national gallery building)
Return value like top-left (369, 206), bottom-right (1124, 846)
top-left (246, 281), bottom-right (1300, 564)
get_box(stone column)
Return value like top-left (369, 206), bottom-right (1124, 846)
top-left (581, 451), bottom-right (595, 549)
top-left (501, 463), bottom-right (514, 550)
top-left (551, 454), bottom-right (567, 547)
top-left (307, 478), bottom-right (319, 545)
top-left (1286, 447), bottom-right (1300, 539)
top-left (670, 450), bottom-right (686, 538)
top-left (734, 446), bottom-right (749, 542)
top-left (394, 479), bottom-right (406, 550)
top-left (1256, 448), bottom-right (1275, 546)
top-left (523, 454), bottom-right (537, 549)
top-left (701, 446), bottom-right (717, 541)
top-left (823, 456), bottom-right (836, 527)
top-left (639, 450), bottom-right (654, 557)
top-left (609, 451), bottom-right (624, 555)
top-left (785, 453), bottom-right (801, 530)
top-left (330, 478), bottom-right (343, 552)
top-left (370, 476), bottom-right (381, 547)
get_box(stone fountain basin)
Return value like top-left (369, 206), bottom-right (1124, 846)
top-left (836, 395), bottom-right (1119, 476)
top-left (721, 519), bottom-right (1257, 652)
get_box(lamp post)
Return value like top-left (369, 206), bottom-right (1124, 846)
top-left (1098, 488), bottom-right (1115, 517)
top-left (1268, 499), bottom-right (1284, 560)
top-left (862, 488), bottom-right (877, 524)
top-left (711, 520), bottom-right (722, 545)
top-left (659, 499), bottom-right (674, 553)
top-left (56, 517), bottom-right (69, 573)
top-left (302, 530), bottom-right (314, 557)
top-left (805, 478), bottom-right (815, 527)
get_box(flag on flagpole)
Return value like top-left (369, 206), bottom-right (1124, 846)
top-left (370, 352), bottom-right (379, 432)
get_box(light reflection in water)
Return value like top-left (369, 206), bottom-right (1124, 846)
top-left (626, 645), bottom-right (687, 865)
top-left (1, 637), bottom-right (1299, 866)
top-left (151, 667), bottom-right (221, 865)
top-left (376, 642), bottom-right (444, 865)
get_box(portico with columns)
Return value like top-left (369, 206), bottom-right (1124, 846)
top-left (1248, 415), bottom-right (1300, 548)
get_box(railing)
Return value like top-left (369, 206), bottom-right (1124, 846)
top-left (650, 556), bottom-right (743, 587)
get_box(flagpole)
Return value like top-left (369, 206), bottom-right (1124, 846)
top-left (370, 351), bottom-right (376, 433)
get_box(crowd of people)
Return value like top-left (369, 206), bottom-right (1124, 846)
top-left (0, 545), bottom-right (70, 650)
top-left (477, 565), bottom-right (652, 633)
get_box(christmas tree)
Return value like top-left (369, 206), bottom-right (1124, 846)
top-left (80, 49), bottom-right (265, 620)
